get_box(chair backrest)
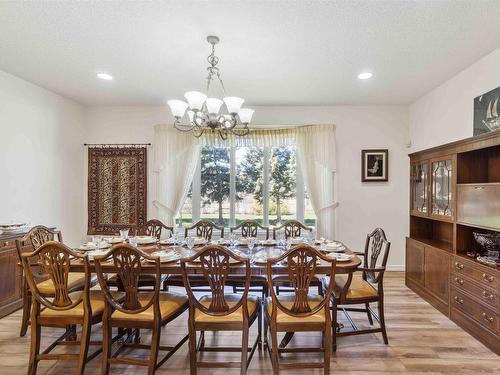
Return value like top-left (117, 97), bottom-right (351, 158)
top-left (21, 241), bottom-right (91, 312)
top-left (267, 245), bottom-right (336, 318)
top-left (15, 226), bottom-right (64, 279)
top-left (185, 220), bottom-right (224, 240)
top-left (181, 244), bottom-right (250, 318)
top-left (142, 219), bottom-right (173, 240)
top-left (363, 228), bottom-right (391, 283)
top-left (94, 243), bottom-right (161, 315)
top-left (273, 220), bottom-right (312, 240)
top-left (230, 220), bottom-right (269, 240)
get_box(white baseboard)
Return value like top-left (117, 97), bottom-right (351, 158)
top-left (386, 265), bottom-right (405, 271)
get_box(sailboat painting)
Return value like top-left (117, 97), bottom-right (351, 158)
top-left (474, 86), bottom-right (500, 136)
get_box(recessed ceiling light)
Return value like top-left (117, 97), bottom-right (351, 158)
top-left (357, 72), bottom-right (373, 80)
top-left (97, 72), bottom-right (113, 81)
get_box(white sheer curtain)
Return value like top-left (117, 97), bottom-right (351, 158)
top-left (153, 125), bottom-right (200, 226)
top-left (296, 125), bottom-right (337, 239)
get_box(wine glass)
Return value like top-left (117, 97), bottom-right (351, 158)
top-left (277, 232), bottom-right (285, 248)
top-left (186, 236), bottom-right (195, 252)
top-left (229, 232), bottom-right (237, 249)
top-left (129, 236), bottom-right (138, 247)
top-left (247, 237), bottom-right (256, 261)
top-left (119, 229), bottom-right (129, 241)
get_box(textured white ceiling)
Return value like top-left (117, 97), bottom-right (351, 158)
top-left (0, 1), bottom-right (499, 106)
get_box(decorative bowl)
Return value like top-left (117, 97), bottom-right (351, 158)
top-left (473, 232), bottom-right (500, 256)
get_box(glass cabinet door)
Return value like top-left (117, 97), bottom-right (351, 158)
top-left (431, 158), bottom-right (453, 217)
top-left (411, 161), bottom-right (428, 214)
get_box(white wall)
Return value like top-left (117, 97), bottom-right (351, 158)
top-left (410, 47), bottom-right (500, 152)
top-left (0, 70), bottom-right (86, 245)
top-left (86, 105), bottom-right (409, 269)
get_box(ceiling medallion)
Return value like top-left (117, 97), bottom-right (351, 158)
top-left (167, 35), bottom-right (254, 139)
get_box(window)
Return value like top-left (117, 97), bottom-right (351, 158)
top-left (177, 144), bottom-right (316, 228)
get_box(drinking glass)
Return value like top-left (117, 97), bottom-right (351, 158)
top-left (186, 236), bottom-right (195, 251)
top-left (229, 232), bottom-right (237, 248)
top-left (247, 237), bottom-right (256, 261)
top-left (129, 236), bottom-right (138, 247)
top-left (91, 235), bottom-right (100, 248)
top-left (119, 229), bottom-right (129, 240)
top-left (277, 232), bottom-right (285, 248)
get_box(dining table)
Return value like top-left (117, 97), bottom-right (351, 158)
top-left (69, 241), bottom-right (362, 276)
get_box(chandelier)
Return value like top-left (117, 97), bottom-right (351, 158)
top-left (167, 36), bottom-right (254, 139)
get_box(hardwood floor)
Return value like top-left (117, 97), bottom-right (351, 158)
top-left (0, 272), bottom-right (497, 374)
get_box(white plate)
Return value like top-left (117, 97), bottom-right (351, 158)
top-left (87, 250), bottom-right (108, 261)
top-left (289, 237), bottom-right (304, 245)
top-left (135, 236), bottom-right (157, 245)
top-left (327, 253), bottom-right (353, 262)
top-left (193, 238), bottom-right (207, 245)
top-left (323, 244), bottom-right (346, 252)
top-left (159, 238), bottom-right (177, 245)
top-left (79, 242), bottom-right (111, 251)
top-left (146, 251), bottom-right (180, 263)
top-left (107, 237), bottom-right (124, 244)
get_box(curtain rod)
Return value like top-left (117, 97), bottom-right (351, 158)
top-left (83, 143), bottom-right (151, 147)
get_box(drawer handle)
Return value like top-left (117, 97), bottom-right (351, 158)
top-left (455, 262), bottom-right (464, 270)
top-left (454, 296), bottom-right (464, 304)
top-left (482, 273), bottom-right (494, 283)
top-left (454, 277), bottom-right (464, 285)
top-left (481, 312), bottom-right (494, 323)
top-left (482, 291), bottom-right (494, 300)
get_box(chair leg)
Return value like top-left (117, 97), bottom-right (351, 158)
top-left (378, 298), bottom-right (388, 345)
top-left (188, 328), bottom-right (197, 375)
top-left (323, 326), bottom-right (332, 375)
top-left (20, 287), bottom-right (31, 337)
top-left (162, 279), bottom-right (169, 291)
top-left (332, 302), bottom-right (338, 352)
top-left (233, 285), bottom-right (238, 294)
top-left (148, 324), bottom-right (161, 375)
top-left (270, 326), bottom-right (280, 375)
top-left (28, 311), bottom-right (40, 375)
top-left (240, 323), bottom-right (249, 375)
top-left (101, 317), bottom-right (112, 375)
top-left (366, 303), bottom-right (373, 325)
top-left (76, 319), bottom-right (91, 375)
top-left (257, 303), bottom-right (263, 350)
top-left (275, 286), bottom-right (280, 295)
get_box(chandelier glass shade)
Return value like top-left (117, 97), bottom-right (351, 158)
top-left (167, 36), bottom-right (254, 139)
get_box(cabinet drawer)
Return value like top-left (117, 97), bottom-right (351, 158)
top-left (451, 288), bottom-right (499, 335)
top-left (452, 257), bottom-right (499, 290)
top-left (452, 273), bottom-right (499, 310)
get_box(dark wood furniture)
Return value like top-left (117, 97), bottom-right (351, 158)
top-left (185, 220), bottom-right (224, 240)
top-left (21, 241), bottom-right (105, 375)
top-left (271, 221), bottom-right (321, 295)
top-left (180, 244), bottom-right (261, 375)
top-left (0, 231), bottom-right (27, 319)
top-left (272, 220), bottom-right (313, 240)
top-left (230, 220), bottom-right (270, 239)
top-left (142, 219), bottom-right (174, 239)
top-left (94, 244), bottom-right (189, 375)
top-left (229, 220), bottom-right (270, 297)
top-left (264, 245), bottom-right (336, 374)
top-left (407, 131), bottom-right (500, 355)
top-left (109, 219), bottom-right (171, 291)
top-left (328, 228), bottom-right (391, 351)
top-left (15, 226), bottom-right (90, 337)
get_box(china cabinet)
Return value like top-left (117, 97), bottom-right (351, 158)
top-left (406, 131), bottom-right (500, 355)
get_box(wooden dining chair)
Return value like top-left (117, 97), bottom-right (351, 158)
top-left (229, 220), bottom-right (269, 297)
top-left (185, 220), bottom-right (225, 240)
top-left (180, 244), bottom-right (261, 375)
top-left (230, 220), bottom-right (270, 240)
top-left (326, 228), bottom-right (391, 351)
top-left (142, 219), bottom-right (174, 239)
top-left (109, 219), bottom-right (172, 292)
top-left (21, 241), bottom-right (108, 375)
top-left (264, 245), bottom-right (336, 374)
top-left (271, 221), bottom-right (321, 295)
top-left (272, 220), bottom-right (312, 241)
top-left (94, 243), bottom-right (189, 375)
top-left (15, 225), bottom-right (93, 337)
top-left (164, 220), bottom-right (225, 290)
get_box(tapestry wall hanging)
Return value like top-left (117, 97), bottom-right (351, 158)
top-left (87, 146), bottom-right (147, 235)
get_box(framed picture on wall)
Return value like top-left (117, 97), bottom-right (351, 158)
top-left (473, 86), bottom-right (500, 136)
top-left (361, 149), bottom-right (388, 182)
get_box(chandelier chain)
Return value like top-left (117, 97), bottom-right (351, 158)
top-left (205, 42), bottom-right (226, 95)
